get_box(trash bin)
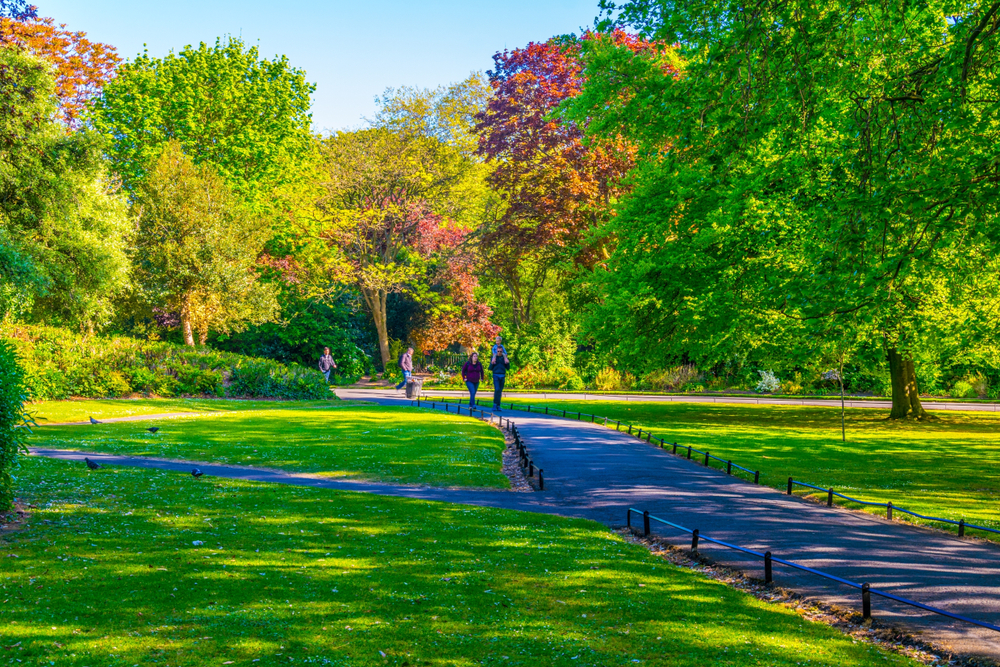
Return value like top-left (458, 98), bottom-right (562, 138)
top-left (405, 377), bottom-right (424, 399)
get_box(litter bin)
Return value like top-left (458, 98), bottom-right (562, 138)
top-left (405, 376), bottom-right (424, 399)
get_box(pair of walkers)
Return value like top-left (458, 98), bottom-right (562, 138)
top-left (461, 335), bottom-right (510, 411)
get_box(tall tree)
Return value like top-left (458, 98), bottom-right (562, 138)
top-left (0, 46), bottom-right (131, 329)
top-left (131, 141), bottom-right (278, 346)
top-left (92, 37), bottom-right (314, 208)
top-left (570, 0), bottom-right (1000, 418)
top-left (0, 14), bottom-right (120, 126)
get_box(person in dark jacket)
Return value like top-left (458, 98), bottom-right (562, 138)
top-left (395, 347), bottom-right (414, 391)
top-left (318, 347), bottom-right (337, 383)
top-left (489, 348), bottom-right (510, 411)
top-left (461, 352), bottom-right (485, 407)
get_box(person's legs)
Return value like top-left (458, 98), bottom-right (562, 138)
top-left (493, 375), bottom-right (505, 409)
top-left (395, 370), bottom-right (411, 390)
top-left (466, 381), bottom-right (477, 406)
top-left (323, 370), bottom-right (331, 383)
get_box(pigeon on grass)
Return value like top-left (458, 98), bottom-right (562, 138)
top-left (88, 416), bottom-right (101, 425)
top-left (147, 427), bottom-right (159, 434)
top-left (192, 468), bottom-right (204, 478)
top-left (84, 458), bottom-right (102, 470)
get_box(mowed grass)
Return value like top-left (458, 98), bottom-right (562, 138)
top-left (504, 399), bottom-right (1000, 534)
top-left (32, 404), bottom-right (509, 489)
top-left (29, 398), bottom-right (340, 424)
top-left (0, 456), bottom-right (920, 667)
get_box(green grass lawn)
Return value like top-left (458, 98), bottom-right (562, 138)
top-left (29, 397), bottom-right (341, 424)
top-left (0, 456), bottom-right (920, 667)
top-left (496, 399), bottom-right (1000, 536)
top-left (31, 404), bottom-right (509, 489)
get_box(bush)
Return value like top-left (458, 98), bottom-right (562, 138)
top-left (756, 370), bottom-right (781, 393)
top-left (2, 324), bottom-right (331, 401)
top-left (950, 380), bottom-right (977, 399)
top-left (639, 365), bottom-right (699, 391)
top-left (0, 340), bottom-right (30, 511)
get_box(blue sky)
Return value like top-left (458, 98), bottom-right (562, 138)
top-left (41, 0), bottom-right (601, 132)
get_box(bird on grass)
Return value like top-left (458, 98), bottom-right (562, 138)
top-left (192, 468), bottom-right (203, 478)
top-left (84, 458), bottom-right (102, 470)
top-left (89, 416), bottom-right (101, 425)
top-left (147, 427), bottom-right (159, 434)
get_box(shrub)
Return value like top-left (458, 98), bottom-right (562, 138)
top-left (639, 365), bottom-right (699, 392)
top-left (970, 373), bottom-right (989, 399)
top-left (2, 324), bottom-right (330, 401)
top-left (756, 370), bottom-right (781, 393)
top-left (950, 380), bottom-right (977, 399)
top-left (0, 340), bottom-right (31, 511)
top-left (594, 367), bottom-right (624, 391)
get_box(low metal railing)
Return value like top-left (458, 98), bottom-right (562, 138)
top-left (411, 398), bottom-right (543, 490)
top-left (626, 507), bottom-right (1000, 634)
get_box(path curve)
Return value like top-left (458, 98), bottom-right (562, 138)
top-left (27, 392), bottom-right (1000, 660)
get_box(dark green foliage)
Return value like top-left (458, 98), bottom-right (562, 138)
top-left (3, 324), bottom-right (330, 401)
top-left (0, 339), bottom-right (30, 510)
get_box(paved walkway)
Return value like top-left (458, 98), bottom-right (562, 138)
top-left (30, 390), bottom-right (1000, 660)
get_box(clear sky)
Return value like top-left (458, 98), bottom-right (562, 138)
top-left (40, 0), bottom-right (602, 133)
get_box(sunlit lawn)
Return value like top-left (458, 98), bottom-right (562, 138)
top-left (0, 456), bottom-right (920, 667)
top-left (496, 399), bottom-right (1000, 535)
top-left (31, 403), bottom-right (508, 489)
top-left (29, 397), bottom-right (340, 424)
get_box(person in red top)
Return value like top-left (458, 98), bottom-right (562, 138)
top-left (461, 352), bottom-right (485, 407)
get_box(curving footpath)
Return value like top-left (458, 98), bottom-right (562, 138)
top-left (30, 389), bottom-right (1000, 661)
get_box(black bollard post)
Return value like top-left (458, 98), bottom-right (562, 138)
top-left (754, 470), bottom-right (760, 484)
top-left (642, 510), bottom-right (650, 537)
top-left (529, 460), bottom-right (534, 477)
top-left (862, 583), bottom-right (871, 619)
top-left (727, 460), bottom-right (732, 475)
top-left (628, 425), bottom-right (633, 435)
top-left (959, 519), bottom-right (966, 537)
top-left (704, 451), bottom-right (710, 466)
top-left (828, 488), bottom-right (834, 507)
top-left (672, 442), bottom-right (678, 454)
top-left (787, 477), bottom-right (793, 495)
top-left (887, 502), bottom-right (893, 520)
top-left (687, 446), bottom-right (692, 460)
top-left (691, 529), bottom-right (699, 551)
top-left (646, 432), bottom-right (652, 443)
top-left (764, 551), bottom-right (773, 584)
top-left (627, 509), bottom-right (631, 530)
top-left (538, 469), bottom-right (544, 490)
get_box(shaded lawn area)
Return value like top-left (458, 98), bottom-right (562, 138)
top-left (0, 457), bottom-right (919, 667)
top-left (503, 399), bottom-right (1000, 534)
top-left (29, 397), bottom-right (341, 424)
top-left (31, 404), bottom-right (508, 489)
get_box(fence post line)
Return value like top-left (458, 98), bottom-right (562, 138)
top-left (828, 488), bottom-right (834, 507)
top-left (727, 460), bottom-right (732, 475)
top-left (887, 502), bottom-right (893, 521)
top-left (616, 421), bottom-right (621, 431)
top-left (704, 451), bottom-right (710, 466)
top-left (959, 519), bottom-right (966, 538)
top-left (691, 529), bottom-right (700, 551)
top-left (646, 432), bottom-right (652, 443)
top-left (787, 477), bottom-right (793, 495)
top-left (591, 414), bottom-right (595, 423)
top-left (764, 551), bottom-right (773, 584)
top-left (862, 583), bottom-right (871, 619)
top-left (628, 425), bottom-right (633, 435)
top-left (545, 406), bottom-right (549, 415)
top-left (687, 446), bottom-right (693, 460)
top-left (643, 510), bottom-right (650, 537)
top-left (754, 470), bottom-right (760, 484)
top-left (672, 442), bottom-right (678, 454)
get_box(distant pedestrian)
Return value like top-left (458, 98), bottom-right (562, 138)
top-left (318, 347), bottom-right (337, 383)
top-left (462, 352), bottom-right (485, 407)
top-left (395, 347), bottom-right (414, 391)
top-left (489, 347), bottom-right (510, 411)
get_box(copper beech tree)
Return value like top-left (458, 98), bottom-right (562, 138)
top-left (474, 32), bottom-right (672, 331)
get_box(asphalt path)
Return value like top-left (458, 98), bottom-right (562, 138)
top-left (29, 390), bottom-right (1000, 660)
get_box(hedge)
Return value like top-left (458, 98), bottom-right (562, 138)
top-left (0, 339), bottom-right (30, 510)
top-left (2, 324), bottom-right (331, 401)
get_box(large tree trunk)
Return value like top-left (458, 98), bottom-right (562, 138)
top-left (361, 287), bottom-right (390, 371)
top-left (180, 296), bottom-right (195, 347)
top-left (887, 347), bottom-right (926, 419)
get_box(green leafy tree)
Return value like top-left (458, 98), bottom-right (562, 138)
top-left (91, 37), bottom-right (314, 208)
top-left (0, 339), bottom-right (31, 511)
top-left (0, 46), bottom-right (131, 329)
top-left (569, 0), bottom-right (1000, 418)
top-left (132, 141), bottom-right (279, 346)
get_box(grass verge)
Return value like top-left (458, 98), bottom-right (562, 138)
top-left (0, 456), bottom-right (921, 667)
top-left (29, 398), bottom-right (341, 425)
top-left (498, 399), bottom-right (1000, 536)
top-left (31, 404), bottom-right (509, 489)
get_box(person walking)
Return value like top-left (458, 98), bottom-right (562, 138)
top-left (395, 347), bottom-right (414, 391)
top-left (489, 347), bottom-right (510, 411)
top-left (318, 347), bottom-right (337, 384)
top-left (461, 352), bottom-right (485, 407)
